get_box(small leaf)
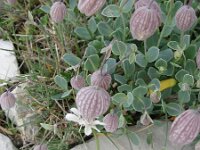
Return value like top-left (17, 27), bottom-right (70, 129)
top-left (88, 17), bottom-right (97, 33)
top-left (114, 74), bottom-right (127, 84)
top-left (165, 103), bottom-right (182, 116)
top-left (98, 22), bottom-right (113, 36)
top-left (85, 46), bottom-right (97, 57)
top-left (135, 53), bottom-right (147, 67)
top-left (178, 90), bottom-right (190, 103)
top-left (182, 35), bottom-right (190, 49)
top-left (40, 5), bottom-right (50, 13)
top-left (146, 46), bottom-right (160, 63)
top-left (84, 54), bottom-right (100, 72)
top-left (132, 86), bottom-right (147, 98)
top-left (175, 69), bottom-right (189, 82)
top-left (158, 49), bottom-right (173, 62)
top-left (118, 114), bottom-right (125, 128)
top-left (167, 41), bottom-right (180, 51)
top-left (128, 131), bottom-right (140, 145)
top-left (112, 93), bottom-right (128, 104)
top-left (117, 84), bottom-right (132, 93)
top-left (74, 27), bottom-right (92, 40)
top-left (121, 0), bottom-right (135, 13)
top-left (183, 74), bottom-right (194, 86)
top-left (54, 75), bottom-right (68, 90)
top-left (112, 40), bottom-right (127, 57)
top-left (40, 123), bottom-right (54, 131)
top-left (102, 4), bottom-right (121, 17)
top-left (63, 53), bottom-right (81, 66)
top-left (103, 58), bottom-right (117, 74)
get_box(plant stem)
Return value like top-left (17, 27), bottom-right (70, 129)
top-left (105, 134), bottom-right (120, 150)
top-left (93, 130), bottom-right (100, 150)
top-left (144, 40), bottom-right (147, 55)
top-left (157, 0), bottom-right (174, 47)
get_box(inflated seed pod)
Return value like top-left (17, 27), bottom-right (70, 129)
top-left (140, 111), bottom-right (153, 126)
top-left (135, 0), bottom-right (162, 24)
top-left (33, 144), bottom-right (48, 150)
top-left (150, 91), bottom-right (161, 103)
top-left (196, 48), bottom-right (200, 69)
top-left (78, 0), bottom-right (106, 16)
top-left (76, 86), bottom-right (110, 120)
top-left (7, 0), bottom-right (17, 5)
top-left (195, 141), bottom-right (200, 150)
top-left (175, 5), bottom-right (197, 32)
top-left (50, 1), bottom-right (67, 23)
top-left (130, 6), bottom-right (160, 41)
top-left (91, 70), bottom-right (111, 90)
top-left (0, 91), bottom-right (16, 110)
top-left (70, 75), bottom-right (85, 90)
top-left (103, 113), bottom-right (118, 132)
top-left (169, 109), bottom-right (200, 145)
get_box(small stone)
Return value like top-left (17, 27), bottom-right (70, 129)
top-left (0, 133), bottom-right (17, 150)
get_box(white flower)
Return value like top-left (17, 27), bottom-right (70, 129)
top-left (65, 108), bottom-right (105, 136)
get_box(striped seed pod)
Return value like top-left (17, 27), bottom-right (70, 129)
top-left (195, 141), bottom-right (200, 150)
top-left (0, 91), bottom-right (16, 110)
top-left (150, 91), bottom-right (161, 103)
top-left (91, 70), bottom-right (111, 90)
top-left (140, 111), bottom-right (153, 126)
top-left (130, 6), bottom-right (160, 41)
top-left (175, 5), bottom-right (197, 32)
top-left (135, 0), bottom-right (162, 24)
top-left (7, 0), bottom-right (17, 5)
top-left (103, 113), bottom-right (118, 132)
top-left (76, 86), bottom-right (110, 120)
top-left (70, 75), bottom-right (85, 90)
top-left (169, 109), bottom-right (200, 145)
top-left (33, 144), bottom-right (48, 150)
top-left (50, 1), bottom-right (67, 23)
top-left (78, 0), bottom-right (106, 16)
top-left (196, 48), bottom-right (200, 69)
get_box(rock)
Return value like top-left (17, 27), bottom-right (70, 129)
top-left (71, 122), bottom-right (194, 150)
top-left (0, 40), bottom-right (39, 142)
top-left (0, 39), bottom-right (20, 81)
top-left (5, 83), bottom-right (39, 142)
top-left (0, 133), bottom-right (17, 150)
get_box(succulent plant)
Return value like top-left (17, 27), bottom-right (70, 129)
top-left (70, 75), bottom-right (85, 90)
top-left (196, 48), bottom-right (200, 69)
top-left (50, 1), bottom-right (67, 23)
top-left (140, 111), bottom-right (153, 126)
top-left (76, 86), bottom-right (110, 120)
top-left (135, 0), bottom-right (162, 24)
top-left (169, 109), bottom-right (200, 145)
top-left (78, 0), bottom-right (106, 16)
top-left (0, 91), bottom-right (16, 110)
top-left (103, 113), bottom-right (118, 132)
top-left (150, 91), bottom-right (161, 103)
top-left (7, 0), bottom-right (17, 5)
top-left (33, 144), bottom-right (48, 150)
top-left (91, 70), bottom-right (112, 90)
top-left (130, 6), bottom-right (160, 41)
top-left (175, 5), bottom-right (197, 32)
